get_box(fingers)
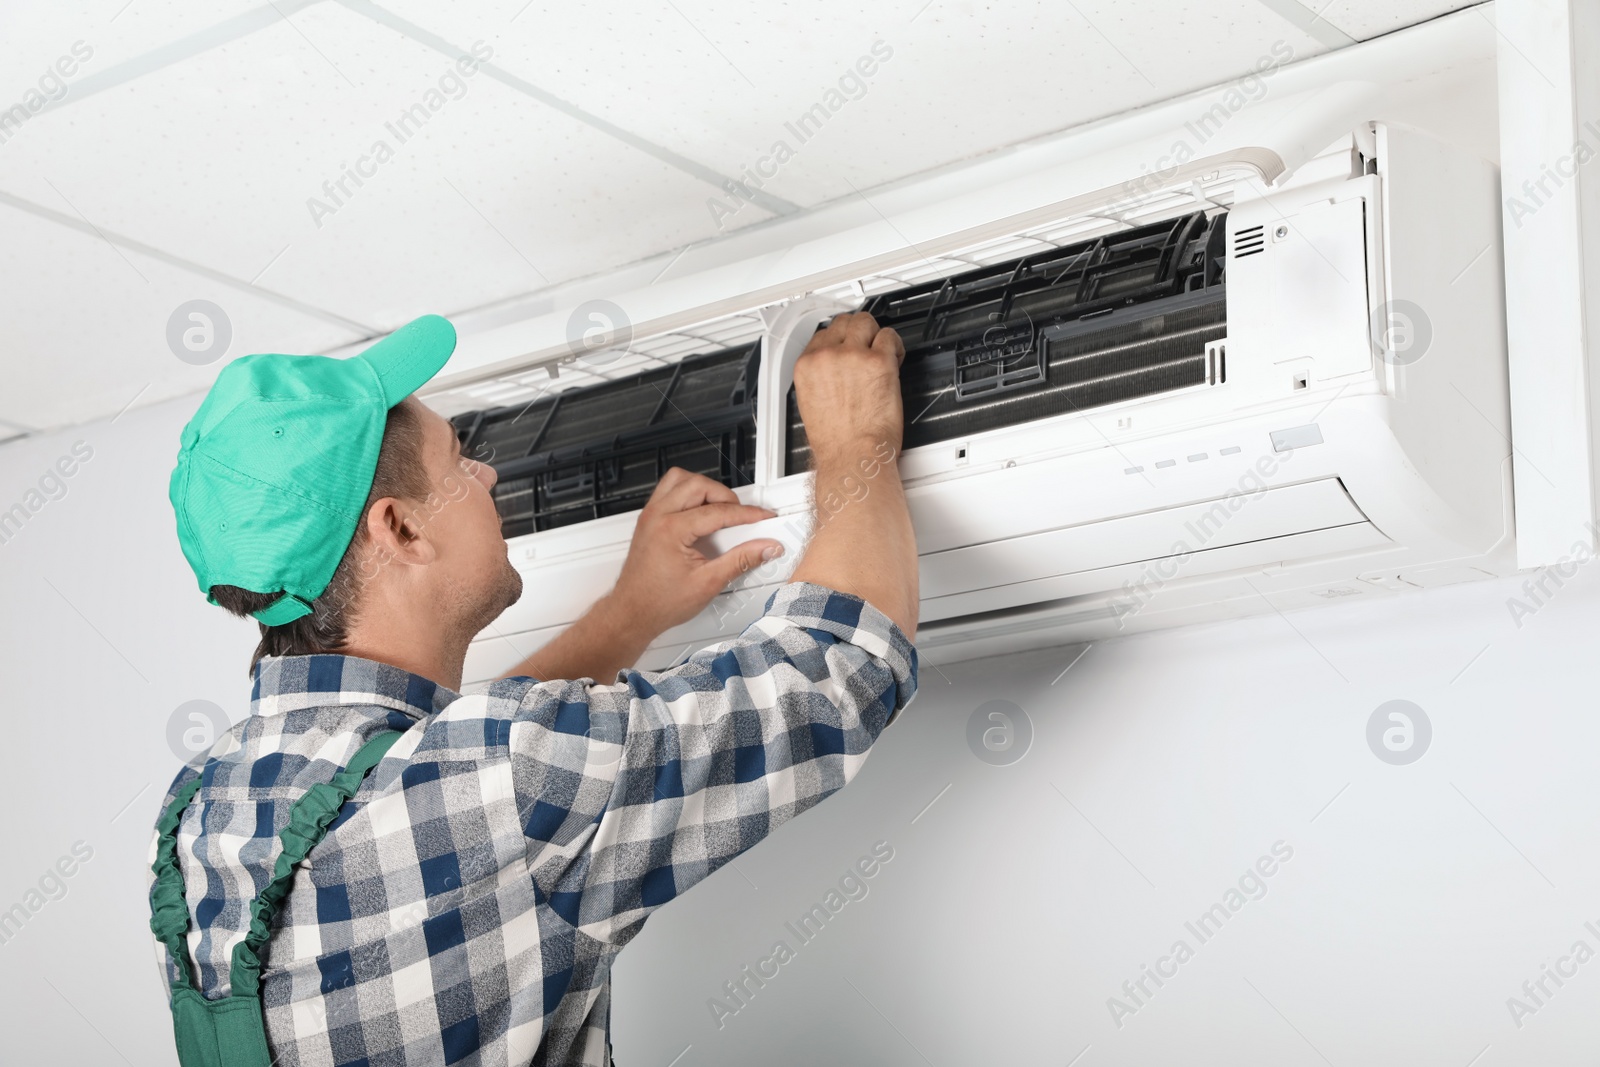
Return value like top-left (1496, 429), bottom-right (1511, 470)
top-left (808, 312), bottom-right (902, 371)
top-left (811, 312), bottom-right (848, 345)
top-left (871, 325), bottom-right (906, 366)
top-left (654, 466), bottom-right (688, 494)
top-left (701, 538), bottom-right (784, 590)
top-left (833, 311), bottom-right (880, 349)
top-left (813, 311), bottom-right (880, 350)
top-left (651, 468), bottom-right (743, 513)
top-left (674, 502), bottom-right (777, 541)
top-left (647, 466), bottom-right (693, 511)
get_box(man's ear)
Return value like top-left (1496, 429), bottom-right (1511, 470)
top-left (363, 496), bottom-right (437, 567)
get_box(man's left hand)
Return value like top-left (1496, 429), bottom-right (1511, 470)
top-left (500, 468), bottom-right (781, 682)
top-left (611, 467), bottom-right (783, 637)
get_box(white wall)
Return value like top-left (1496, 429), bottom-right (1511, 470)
top-left (0, 392), bottom-right (261, 1057)
top-left (5, 358), bottom-right (1600, 1065)
top-left (615, 574), bottom-right (1600, 1065)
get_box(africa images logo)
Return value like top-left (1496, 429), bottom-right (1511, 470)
top-left (1366, 700), bottom-right (1431, 766)
top-left (966, 699), bottom-right (1033, 767)
top-left (967, 309), bottom-right (1037, 373)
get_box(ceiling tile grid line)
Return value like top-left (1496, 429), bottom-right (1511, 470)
top-left (0, 202), bottom-right (366, 434)
top-left (10, 0), bottom-right (1333, 294)
top-left (0, 0), bottom-right (805, 354)
top-left (0, 1), bottom-right (788, 358)
top-left (1, 3), bottom-right (755, 370)
top-left (0, 188), bottom-right (376, 335)
top-left (334, 0), bottom-right (802, 217)
top-left (32, 0), bottom-right (800, 217)
top-left (32, 0), bottom-right (323, 108)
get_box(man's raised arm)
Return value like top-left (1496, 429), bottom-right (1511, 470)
top-left (788, 311), bottom-right (919, 639)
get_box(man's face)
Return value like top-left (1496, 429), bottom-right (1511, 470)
top-left (412, 401), bottom-right (524, 635)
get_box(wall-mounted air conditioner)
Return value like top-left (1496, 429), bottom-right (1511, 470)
top-left (439, 123), bottom-right (1511, 683)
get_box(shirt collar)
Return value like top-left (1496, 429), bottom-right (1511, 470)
top-left (250, 653), bottom-right (460, 721)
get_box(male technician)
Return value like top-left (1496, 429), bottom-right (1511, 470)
top-left (150, 312), bottom-right (918, 1066)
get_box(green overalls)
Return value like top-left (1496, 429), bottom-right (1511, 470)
top-left (148, 730), bottom-right (402, 1067)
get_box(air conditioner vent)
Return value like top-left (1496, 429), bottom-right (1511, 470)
top-left (1233, 224), bottom-right (1265, 258)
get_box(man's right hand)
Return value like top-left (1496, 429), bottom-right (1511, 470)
top-left (792, 311), bottom-right (906, 463)
top-left (787, 311), bottom-right (920, 640)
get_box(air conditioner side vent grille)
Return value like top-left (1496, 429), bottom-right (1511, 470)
top-left (1233, 224), bottom-right (1265, 258)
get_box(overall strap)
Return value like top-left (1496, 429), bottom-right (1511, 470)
top-left (149, 729), bottom-right (404, 998)
top-left (231, 728), bottom-right (403, 996)
top-left (150, 776), bottom-right (207, 988)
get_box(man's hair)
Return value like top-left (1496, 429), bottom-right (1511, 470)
top-left (210, 399), bottom-right (433, 672)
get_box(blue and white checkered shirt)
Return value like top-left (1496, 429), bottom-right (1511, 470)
top-left (149, 581), bottom-right (916, 1066)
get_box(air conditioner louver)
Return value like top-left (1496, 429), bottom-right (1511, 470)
top-left (452, 342), bottom-right (760, 537)
top-left (784, 210), bottom-right (1229, 473)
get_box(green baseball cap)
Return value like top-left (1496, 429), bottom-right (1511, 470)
top-left (170, 314), bottom-right (457, 625)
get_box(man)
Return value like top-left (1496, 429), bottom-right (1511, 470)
top-left (150, 311), bottom-right (919, 1065)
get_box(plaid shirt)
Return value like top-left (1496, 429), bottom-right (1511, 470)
top-left (149, 581), bottom-right (916, 1066)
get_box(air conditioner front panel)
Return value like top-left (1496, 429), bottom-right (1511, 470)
top-left (890, 402), bottom-right (1371, 557)
top-left (608, 509), bottom-right (1391, 669)
top-left (916, 477), bottom-right (1378, 615)
top-left (919, 519), bottom-right (1390, 624)
top-left (910, 557), bottom-right (1393, 665)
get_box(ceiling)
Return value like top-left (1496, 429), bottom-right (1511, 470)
top-left (0, 0), bottom-right (1478, 441)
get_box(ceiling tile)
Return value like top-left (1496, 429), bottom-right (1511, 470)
top-left (376, 0), bottom-right (1332, 211)
top-left (0, 2), bottom-right (762, 334)
top-left (0, 205), bottom-right (360, 432)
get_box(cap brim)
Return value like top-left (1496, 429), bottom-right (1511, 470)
top-left (355, 314), bottom-right (457, 406)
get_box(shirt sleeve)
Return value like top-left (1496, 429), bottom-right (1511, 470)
top-left (503, 580), bottom-right (917, 946)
